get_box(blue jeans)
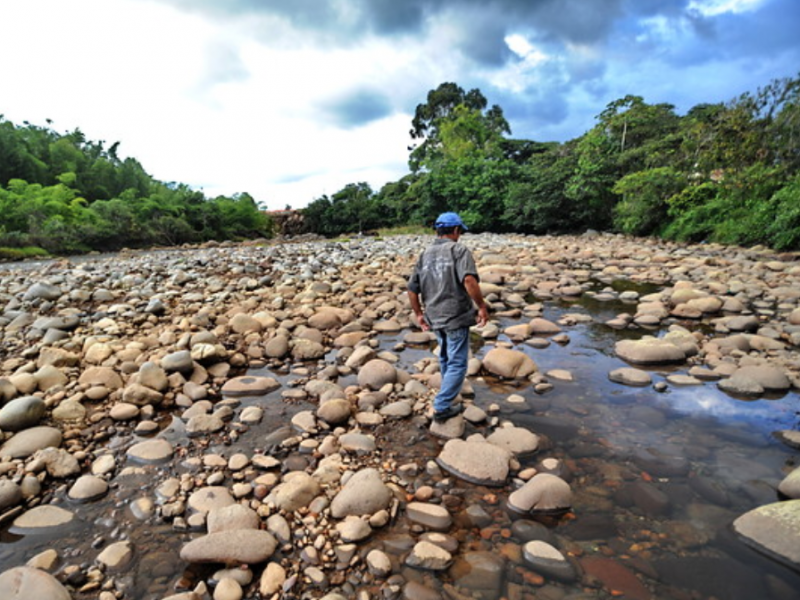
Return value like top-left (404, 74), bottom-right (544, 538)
top-left (433, 327), bottom-right (469, 412)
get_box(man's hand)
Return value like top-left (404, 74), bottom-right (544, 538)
top-left (416, 313), bottom-right (430, 331)
top-left (476, 304), bottom-right (489, 328)
top-left (408, 290), bottom-right (429, 331)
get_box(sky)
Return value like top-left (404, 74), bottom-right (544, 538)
top-left (1, 0), bottom-right (798, 210)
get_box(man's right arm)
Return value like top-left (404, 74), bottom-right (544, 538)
top-left (407, 290), bottom-right (430, 331)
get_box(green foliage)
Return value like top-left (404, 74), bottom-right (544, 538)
top-left (0, 246), bottom-right (49, 260)
top-left (0, 115), bottom-right (273, 254)
top-left (612, 167), bottom-right (686, 235)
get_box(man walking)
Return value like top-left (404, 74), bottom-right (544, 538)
top-left (407, 212), bottom-right (489, 422)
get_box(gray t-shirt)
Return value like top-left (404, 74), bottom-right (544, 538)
top-left (408, 238), bottom-right (479, 330)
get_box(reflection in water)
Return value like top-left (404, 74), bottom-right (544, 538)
top-left (1, 285), bottom-right (799, 600)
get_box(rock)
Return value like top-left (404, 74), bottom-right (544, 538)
top-left (0, 480), bottom-right (23, 511)
top-left (732, 364), bottom-right (791, 392)
top-left (230, 313), bottom-right (262, 334)
top-left (23, 282), bottom-right (62, 301)
top-left (522, 541), bottom-right (577, 582)
top-left (214, 577), bottom-right (243, 600)
top-left (406, 502), bottom-right (452, 530)
top-left (259, 562), bottom-right (286, 596)
top-left (529, 317), bottom-right (562, 335)
top-left (330, 468), bottom-right (392, 518)
top-left (110, 402), bottom-right (140, 420)
top-left (68, 475), bottom-right (109, 502)
top-left (188, 486), bottom-right (236, 514)
top-left (35, 447), bottom-right (80, 478)
top-left (338, 432), bottom-right (376, 454)
top-left (122, 383), bottom-right (164, 406)
top-left (718, 374), bottom-right (765, 397)
top-left (615, 337), bottom-right (685, 365)
top-left (778, 466), bottom-right (800, 499)
top-left (138, 362), bottom-right (169, 391)
top-left (0, 566), bottom-right (71, 600)
top-left (221, 376), bottom-right (281, 396)
top-left (609, 367), bottom-right (652, 387)
top-left (366, 549), bottom-right (392, 577)
top-left (316, 398), bottom-right (352, 425)
top-left (186, 414), bottom-right (225, 436)
top-left (482, 348), bottom-right (537, 379)
top-left (0, 426), bottom-right (62, 459)
top-left (97, 541), bottom-right (134, 570)
top-left (580, 556), bottom-right (652, 600)
top-left (508, 474), bottom-right (572, 514)
top-left (336, 516), bottom-right (372, 542)
top-left (357, 359), bottom-right (397, 390)
top-left (12, 505), bottom-right (75, 533)
top-left (486, 426), bottom-right (540, 456)
top-left (180, 530), bottom-right (278, 564)
top-left (126, 439), bottom-right (174, 464)
top-left (436, 438), bottom-right (511, 486)
top-left (0, 396), bottom-right (46, 431)
top-left (78, 366), bottom-right (123, 389)
top-left (773, 430), bottom-right (800, 450)
top-left (405, 541), bottom-right (453, 570)
top-left (51, 400), bottom-right (85, 422)
top-left (161, 350), bottom-right (194, 373)
top-left (451, 551), bottom-right (506, 595)
top-left (272, 472), bottom-right (321, 512)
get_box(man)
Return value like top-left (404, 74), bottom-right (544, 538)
top-left (407, 212), bottom-right (489, 422)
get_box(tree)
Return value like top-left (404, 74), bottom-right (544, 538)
top-left (409, 82), bottom-right (509, 173)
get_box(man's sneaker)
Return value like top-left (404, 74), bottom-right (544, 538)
top-left (433, 404), bottom-right (464, 423)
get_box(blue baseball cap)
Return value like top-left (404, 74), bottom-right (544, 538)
top-left (434, 212), bottom-right (468, 231)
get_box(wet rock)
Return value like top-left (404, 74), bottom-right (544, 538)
top-left (406, 502), bottom-right (452, 531)
top-left (186, 413), bottom-right (225, 436)
top-left (615, 337), bottom-right (685, 365)
top-left (188, 486), bottom-right (235, 514)
top-left (0, 396), bottom-right (46, 431)
top-left (0, 566), bottom-right (71, 600)
top-left (451, 551), bottom-right (506, 596)
top-left (482, 348), bottom-right (538, 379)
top-left (522, 541), bottom-right (577, 582)
top-left (405, 541), bottom-right (453, 570)
top-left (317, 398), bottom-right (352, 425)
top-left (508, 474), bottom-right (572, 514)
top-left (773, 430), bottom-right (800, 450)
top-left (486, 426), bottom-right (540, 456)
top-left (127, 438), bottom-right (174, 464)
top-left (778, 467), bottom-right (800, 498)
top-left (580, 556), bottom-right (651, 600)
top-left (731, 364), bottom-right (791, 392)
top-left (632, 447), bottom-right (690, 477)
top-left (654, 556), bottom-right (767, 600)
top-left (510, 519), bottom-right (556, 544)
top-left (221, 376), bottom-right (281, 396)
top-left (436, 438), bottom-right (511, 486)
top-left (629, 481), bottom-right (671, 516)
top-left (12, 505), bottom-right (75, 533)
top-left (733, 500), bottom-right (800, 571)
top-left (366, 549), bottom-right (392, 577)
top-left (97, 540), bottom-right (134, 570)
top-left (68, 475), bottom-right (109, 502)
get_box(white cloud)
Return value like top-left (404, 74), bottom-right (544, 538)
top-left (687, 0), bottom-right (768, 17)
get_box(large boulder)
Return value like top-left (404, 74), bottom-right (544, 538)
top-left (508, 474), bottom-right (572, 514)
top-left (0, 566), bottom-right (71, 600)
top-left (0, 396), bottom-right (46, 431)
top-left (357, 359), bottom-right (397, 390)
top-left (482, 348), bottom-right (537, 379)
top-left (733, 500), bottom-right (800, 571)
top-left (330, 468), bottom-right (392, 518)
top-left (436, 438), bottom-right (511, 486)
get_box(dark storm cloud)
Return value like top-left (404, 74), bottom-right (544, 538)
top-left (320, 89), bottom-right (394, 129)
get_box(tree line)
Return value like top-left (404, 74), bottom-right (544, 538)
top-left (303, 76), bottom-right (800, 250)
top-left (0, 118), bottom-right (272, 256)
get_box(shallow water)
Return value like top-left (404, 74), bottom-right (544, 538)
top-left (1, 285), bottom-right (799, 600)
